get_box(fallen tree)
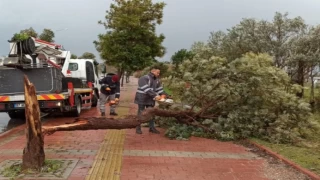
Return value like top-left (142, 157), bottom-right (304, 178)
top-left (42, 53), bottom-right (317, 144)
top-left (22, 52), bottom-right (319, 173)
top-left (42, 108), bottom-right (212, 135)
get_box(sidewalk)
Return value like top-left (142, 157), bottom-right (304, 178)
top-left (0, 77), bottom-right (303, 180)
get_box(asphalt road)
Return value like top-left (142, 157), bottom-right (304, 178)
top-left (0, 112), bottom-right (24, 133)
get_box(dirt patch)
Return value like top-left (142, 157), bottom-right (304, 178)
top-left (237, 140), bottom-right (311, 180)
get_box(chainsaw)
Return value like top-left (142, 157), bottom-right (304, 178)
top-left (154, 95), bottom-right (174, 106)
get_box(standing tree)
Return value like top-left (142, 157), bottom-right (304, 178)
top-left (39, 29), bottom-right (55, 42)
top-left (94, 0), bottom-right (166, 79)
top-left (171, 49), bottom-right (194, 68)
top-left (71, 54), bottom-right (78, 59)
top-left (20, 27), bottom-right (38, 38)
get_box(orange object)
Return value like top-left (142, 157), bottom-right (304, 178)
top-left (109, 100), bottom-right (116, 106)
top-left (155, 96), bottom-right (161, 101)
top-left (106, 87), bottom-right (111, 91)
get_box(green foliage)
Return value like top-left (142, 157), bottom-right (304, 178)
top-left (11, 28), bottom-right (55, 43)
top-left (79, 52), bottom-right (96, 59)
top-left (42, 160), bottom-right (63, 173)
top-left (20, 27), bottom-right (38, 38)
top-left (39, 29), bottom-right (55, 42)
top-left (164, 52), bottom-right (314, 143)
top-left (136, 61), bottom-right (172, 78)
top-left (11, 33), bottom-right (30, 41)
top-left (94, 0), bottom-right (166, 72)
top-left (252, 137), bottom-right (320, 174)
top-left (207, 12), bottom-right (306, 68)
top-left (171, 49), bottom-right (194, 67)
top-left (70, 54), bottom-right (78, 59)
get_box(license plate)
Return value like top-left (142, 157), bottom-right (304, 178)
top-left (14, 103), bottom-right (25, 108)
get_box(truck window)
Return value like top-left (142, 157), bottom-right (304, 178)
top-left (86, 61), bottom-right (95, 83)
top-left (68, 63), bottom-right (78, 71)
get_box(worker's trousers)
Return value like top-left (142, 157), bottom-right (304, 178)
top-left (137, 104), bottom-right (155, 128)
top-left (99, 93), bottom-right (116, 113)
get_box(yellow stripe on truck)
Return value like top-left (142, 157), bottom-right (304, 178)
top-left (37, 94), bottom-right (65, 100)
top-left (0, 96), bottom-right (10, 102)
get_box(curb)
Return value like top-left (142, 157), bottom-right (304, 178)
top-left (247, 140), bottom-right (320, 180)
top-left (0, 124), bottom-right (25, 141)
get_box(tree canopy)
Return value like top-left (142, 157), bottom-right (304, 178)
top-left (70, 54), bottom-right (78, 59)
top-left (171, 49), bottom-right (194, 67)
top-left (39, 29), bottom-right (55, 42)
top-left (11, 28), bottom-right (55, 42)
top-left (187, 12), bottom-right (320, 98)
top-left (94, 0), bottom-right (166, 74)
top-left (163, 52), bottom-right (315, 143)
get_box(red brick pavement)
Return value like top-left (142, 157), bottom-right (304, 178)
top-left (0, 108), bottom-right (105, 179)
top-left (120, 128), bottom-right (270, 180)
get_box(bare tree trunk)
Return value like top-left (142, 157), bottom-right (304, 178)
top-left (22, 75), bottom-right (45, 171)
top-left (296, 60), bottom-right (304, 98)
top-left (121, 72), bottom-right (125, 87)
top-left (310, 70), bottom-right (315, 105)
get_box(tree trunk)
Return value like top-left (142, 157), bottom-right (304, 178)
top-left (22, 75), bottom-right (45, 171)
top-left (296, 60), bottom-right (304, 98)
top-left (121, 72), bottom-right (125, 87)
top-left (42, 108), bottom-right (213, 135)
top-left (310, 69), bottom-right (315, 107)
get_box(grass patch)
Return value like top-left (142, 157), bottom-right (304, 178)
top-left (251, 110), bottom-right (320, 175)
top-left (0, 159), bottom-right (63, 180)
top-left (251, 138), bottom-right (320, 175)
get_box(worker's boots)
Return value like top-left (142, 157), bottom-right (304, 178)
top-left (101, 112), bottom-right (105, 117)
top-left (136, 126), bottom-right (142, 134)
top-left (110, 112), bottom-right (118, 116)
top-left (149, 127), bottom-right (160, 134)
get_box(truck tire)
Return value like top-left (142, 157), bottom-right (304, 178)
top-left (70, 96), bottom-right (81, 117)
top-left (91, 89), bottom-right (99, 107)
top-left (7, 110), bottom-right (25, 120)
top-left (91, 95), bottom-right (98, 107)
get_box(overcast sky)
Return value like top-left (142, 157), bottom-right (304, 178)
top-left (1, 0), bottom-right (320, 62)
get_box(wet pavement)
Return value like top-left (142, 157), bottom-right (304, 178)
top-left (0, 113), bottom-right (24, 134)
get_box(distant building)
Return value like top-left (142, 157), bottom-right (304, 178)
top-left (0, 57), bottom-right (4, 66)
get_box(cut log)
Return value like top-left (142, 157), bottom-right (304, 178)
top-left (22, 75), bottom-right (45, 171)
top-left (42, 108), bottom-right (213, 135)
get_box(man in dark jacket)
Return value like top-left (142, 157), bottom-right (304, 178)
top-left (134, 67), bottom-right (168, 134)
top-left (99, 74), bottom-right (120, 116)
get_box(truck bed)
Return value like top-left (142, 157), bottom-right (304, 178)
top-left (0, 67), bottom-right (65, 95)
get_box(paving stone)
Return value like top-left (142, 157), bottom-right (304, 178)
top-left (122, 150), bottom-right (258, 159)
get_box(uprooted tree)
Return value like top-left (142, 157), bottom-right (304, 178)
top-left (42, 53), bottom-right (316, 144)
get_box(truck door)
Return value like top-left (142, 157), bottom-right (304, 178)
top-left (86, 61), bottom-right (95, 83)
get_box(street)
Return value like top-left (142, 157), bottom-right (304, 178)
top-left (0, 112), bottom-right (24, 133)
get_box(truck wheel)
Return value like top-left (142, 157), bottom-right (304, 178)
top-left (91, 95), bottom-right (98, 107)
top-left (7, 110), bottom-right (25, 120)
top-left (71, 96), bottom-right (81, 117)
top-left (91, 89), bottom-right (99, 107)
